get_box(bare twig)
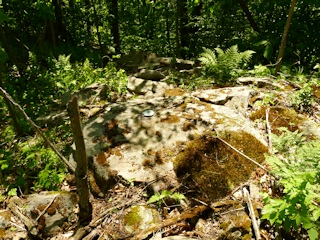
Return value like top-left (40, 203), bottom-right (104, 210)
top-left (215, 134), bottom-right (269, 172)
top-left (132, 205), bottom-right (208, 240)
top-left (0, 87), bottom-right (76, 174)
top-left (243, 187), bottom-right (261, 240)
top-left (8, 196), bottom-right (37, 236)
top-left (192, 197), bottom-right (209, 206)
top-left (219, 207), bottom-right (246, 215)
top-left (35, 194), bottom-right (58, 221)
top-left (9, 221), bottom-right (26, 231)
top-left (265, 108), bottom-right (273, 153)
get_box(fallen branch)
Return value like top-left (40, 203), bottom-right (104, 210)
top-left (215, 134), bottom-right (269, 172)
top-left (8, 196), bottom-right (37, 236)
top-left (67, 96), bottom-right (92, 225)
top-left (243, 187), bottom-right (261, 240)
top-left (265, 108), bottom-right (273, 153)
top-left (0, 87), bottom-right (75, 174)
top-left (132, 205), bottom-right (208, 240)
top-left (35, 194), bottom-right (58, 221)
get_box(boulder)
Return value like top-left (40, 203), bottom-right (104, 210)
top-left (25, 192), bottom-right (77, 238)
top-left (127, 76), bottom-right (173, 97)
top-left (80, 88), bottom-right (268, 198)
top-left (134, 69), bottom-right (165, 81)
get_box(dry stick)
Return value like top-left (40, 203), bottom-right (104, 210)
top-left (215, 134), bottom-right (269, 172)
top-left (35, 194), bottom-right (58, 221)
top-left (67, 96), bottom-right (92, 225)
top-left (0, 87), bottom-right (76, 174)
top-left (8, 196), bottom-right (38, 236)
top-left (243, 187), bottom-right (261, 240)
top-left (132, 205), bottom-right (208, 240)
top-left (265, 108), bottom-right (273, 153)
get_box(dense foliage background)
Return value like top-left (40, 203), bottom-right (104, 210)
top-left (0, 1), bottom-right (320, 238)
top-left (0, 0), bottom-right (319, 187)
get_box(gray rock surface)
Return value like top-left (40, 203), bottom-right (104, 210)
top-left (25, 192), bottom-right (77, 237)
top-left (80, 86), bottom-right (268, 193)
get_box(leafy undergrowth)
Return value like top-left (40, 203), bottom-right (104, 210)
top-left (261, 128), bottom-right (320, 240)
top-left (1, 53), bottom-right (320, 238)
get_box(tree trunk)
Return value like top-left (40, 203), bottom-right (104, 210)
top-left (67, 97), bottom-right (92, 226)
top-left (92, 0), bottom-right (105, 65)
top-left (110, 0), bottom-right (120, 53)
top-left (0, 67), bottom-right (23, 136)
top-left (84, 0), bottom-right (94, 44)
top-left (188, 1), bottom-right (202, 57)
top-left (165, 2), bottom-right (170, 54)
top-left (274, 0), bottom-right (297, 76)
top-left (237, 0), bottom-right (260, 33)
top-left (180, 0), bottom-right (188, 58)
top-left (175, 0), bottom-right (180, 58)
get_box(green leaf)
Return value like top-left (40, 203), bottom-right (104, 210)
top-left (159, 190), bottom-right (171, 198)
top-left (147, 193), bottom-right (161, 204)
top-left (312, 208), bottom-right (320, 221)
top-left (308, 228), bottom-right (318, 240)
top-left (25, 153), bottom-right (36, 161)
top-left (0, 10), bottom-right (9, 23)
top-left (295, 214), bottom-right (302, 228)
top-left (0, 160), bottom-right (9, 170)
top-left (8, 188), bottom-right (17, 197)
top-left (171, 193), bottom-right (186, 201)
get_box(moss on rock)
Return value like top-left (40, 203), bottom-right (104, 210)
top-left (173, 131), bottom-right (268, 202)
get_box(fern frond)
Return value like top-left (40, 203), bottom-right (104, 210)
top-left (240, 50), bottom-right (256, 63)
top-left (214, 47), bottom-right (225, 58)
top-left (198, 48), bottom-right (217, 66)
top-left (198, 45), bottom-right (255, 84)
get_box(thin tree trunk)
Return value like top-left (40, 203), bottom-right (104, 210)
top-left (175, 0), bottom-right (180, 58)
top-left (0, 67), bottom-right (23, 136)
top-left (110, 0), bottom-right (120, 53)
top-left (92, 0), bottom-right (105, 65)
top-left (180, 0), bottom-right (188, 58)
top-left (165, 2), bottom-right (170, 54)
top-left (237, 0), bottom-right (260, 33)
top-left (0, 26), bottom-right (24, 77)
top-left (274, 0), bottom-right (297, 76)
top-left (67, 97), bottom-right (92, 226)
top-left (0, 87), bottom-right (76, 173)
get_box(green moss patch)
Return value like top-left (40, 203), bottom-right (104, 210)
top-left (173, 131), bottom-right (268, 202)
top-left (250, 106), bottom-right (304, 135)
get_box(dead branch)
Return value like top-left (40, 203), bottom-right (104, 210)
top-left (215, 134), bottom-right (269, 172)
top-left (265, 108), bottom-right (273, 153)
top-left (35, 194), bottom-right (58, 221)
top-left (67, 96), bottom-right (92, 225)
top-left (8, 196), bottom-right (38, 236)
top-left (132, 205), bottom-right (208, 240)
top-left (0, 87), bottom-right (76, 174)
top-left (243, 187), bottom-right (261, 240)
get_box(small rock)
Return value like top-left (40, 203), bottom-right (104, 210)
top-left (249, 182), bottom-right (261, 200)
top-left (123, 205), bottom-right (161, 234)
top-left (25, 192), bottom-right (77, 238)
top-left (135, 69), bottom-right (165, 81)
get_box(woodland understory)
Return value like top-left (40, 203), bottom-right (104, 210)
top-left (0, 0), bottom-right (320, 239)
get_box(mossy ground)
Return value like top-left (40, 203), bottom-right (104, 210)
top-left (250, 106), bottom-right (304, 135)
top-left (173, 131), bottom-right (268, 202)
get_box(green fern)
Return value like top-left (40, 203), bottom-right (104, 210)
top-left (198, 45), bottom-right (255, 84)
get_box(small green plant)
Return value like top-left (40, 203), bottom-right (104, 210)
top-left (262, 128), bottom-right (320, 240)
top-left (255, 92), bottom-right (277, 107)
top-left (0, 130), bottom-right (66, 193)
top-left (247, 64), bottom-right (271, 77)
top-left (147, 190), bottom-right (186, 206)
top-left (51, 55), bottom-right (127, 100)
top-left (198, 45), bottom-right (255, 84)
top-left (290, 83), bottom-right (314, 113)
